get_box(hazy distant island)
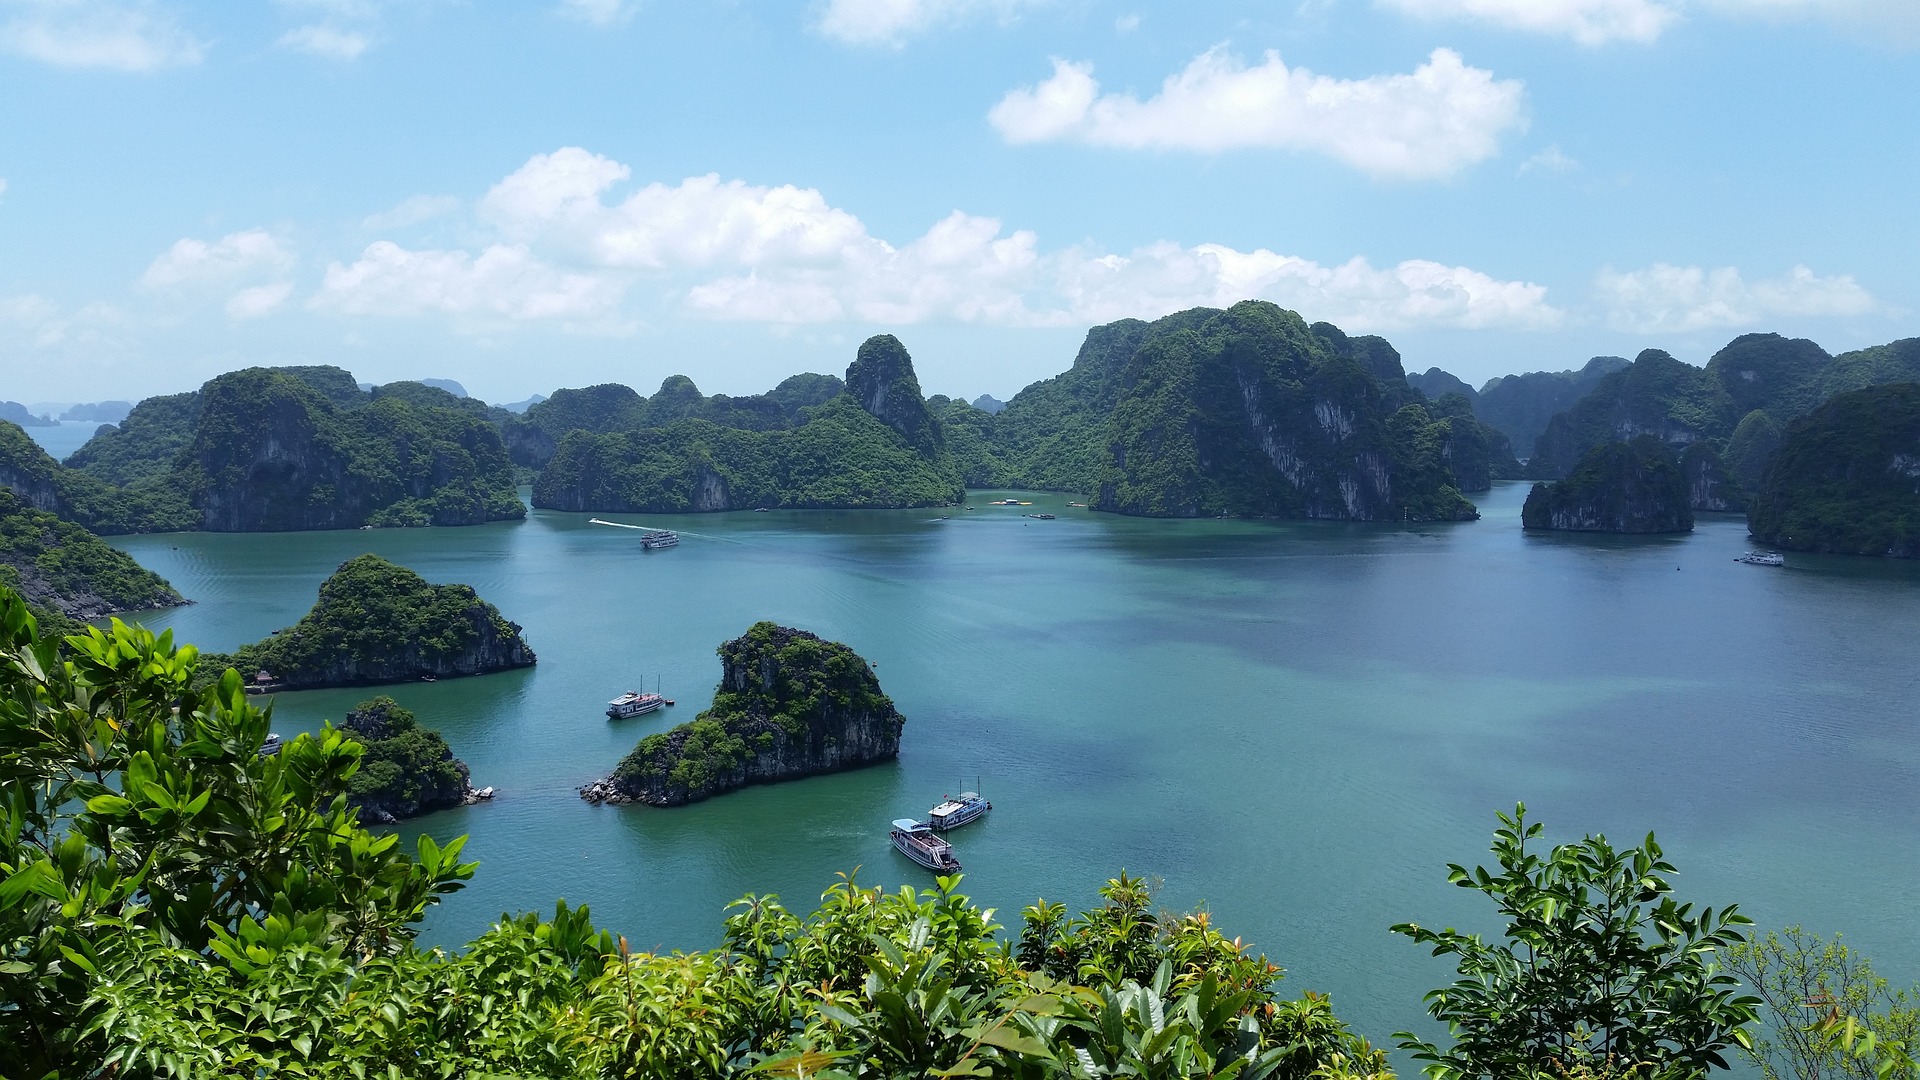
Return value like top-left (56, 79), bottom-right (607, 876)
top-left (0, 401), bottom-right (57, 428)
top-left (340, 696), bottom-right (489, 823)
top-left (582, 621), bottom-right (903, 807)
top-left (0, 488), bottom-right (185, 635)
top-left (1522, 436), bottom-right (1694, 534)
top-left (204, 554), bottom-right (535, 692)
top-left (1746, 382), bottom-right (1920, 558)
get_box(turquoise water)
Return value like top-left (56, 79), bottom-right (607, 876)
top-left (107, 483), bottom-right (1920, 1051)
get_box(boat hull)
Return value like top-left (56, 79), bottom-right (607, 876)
top-left (890, 828), bottom-right (962, 872)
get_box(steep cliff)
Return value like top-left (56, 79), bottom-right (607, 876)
top-left (1091, 302), bottom-right (1479, 521)
top-left (1746, 383), bottom-right (1920, 558)
top-left (341, 696), bottom-right (482, 823)
top-left (1474, 356), bottom-right (1630, 454)
top-left (1530, 350), bottom-right (1739, 480)
top-left (585, 622), bottom-right (903, 807)
top-left (1681, 444), bottom-right (1744, 513)
top-left (182, 368), bottom-right (524, 531)
top-left (225, 554), bottom-right (535, 689)
top-left (1521, 436), bottom-right (1693, 534)
top-left (532, 339), bottom-right (962, 513)
top-left (0, 489), bottom-right (184, 624)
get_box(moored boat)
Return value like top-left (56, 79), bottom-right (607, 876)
top-left (928, 791), bottom-right (990, 831)
top-left (607, 691), bottom-right (666, 718)
top-left (890, 818), bottom-right (962, 872)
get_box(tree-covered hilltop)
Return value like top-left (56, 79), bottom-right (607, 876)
top-left (0, 488), bottom-right (184, 631)
top-left (34, 365), bottom-right (526, 532)
top-left (0, 418), bottom-right (197, 533)
top-left (1521, 436), bottom-right (1694, 534)
top-left (590, 621), bottom-right (903, 806)
top-left (504, 372), bottom-right (847, 469)
top-left (341, 696), bottom-right (481, 823)
top-left (533, 339), bottom-right (963, 513)
top-left (10, 589), bottom-right (1904, 1079)
top-left (1746, 383), bottom-right (1920, 557)
top-left (1088, 302), bottom-right (1485, 520)
top-left (218, 554), bottom-right (536, 689)
top-left (1469, 356), bottom-right (1630, 453)
top-left (1530, 349), bottom-right (1741, 480)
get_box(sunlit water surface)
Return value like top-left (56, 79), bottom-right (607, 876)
top-left (106, 482), bottom-right (1920, 1054)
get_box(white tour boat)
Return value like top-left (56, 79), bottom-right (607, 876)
top-left (890, 819), bottom-right (962, 873)
top-left (928, 791), bottom-right (991, 831)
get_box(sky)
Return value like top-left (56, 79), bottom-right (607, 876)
top-left (1, 0), bottom-right (1916, 407)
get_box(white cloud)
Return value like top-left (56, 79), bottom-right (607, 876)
top-left (141, 230), bottom-right (294, 289)
top-left (346, 149), bottom-right (1562, 336)
top-left (362, 194), bottom-right (461, 231)
top-left (481, 148), bottom-right (869, 269)
top-left (0, 178), bottom-right (8, 198)
top-left (557, 0), bottom-right (635, 26)
top-left (226, 282), bottom-right (294, 320)
top-left (817, 0), bottom-right (1043, 47)
top-left (0, 0), bottom-right (205, 70)
top-left (314, 241), bottom-right (626, 321)
top-left (987, 47), bottom-right (1526, 180)
top-left (0, 293), bottom-right (124, 349)
top-left (1595, 264), bottom-right (1881, 333)
top-left (1114, 13), bottom-right (1139, 32)
top-left (278, 23), bottom-right (370, 59)
top-left (1520, 144), bottom-right (1580, 174)
top-left (1378, 0), bottom-right (1677, 45)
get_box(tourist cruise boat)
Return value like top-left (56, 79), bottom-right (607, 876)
top-left (928, 791), bottom-right (991, 831)
top-left (890, 819), bottom-right (962, 872)
top-left (1736, 551), bottom-right (1786, 566)
top-left (640, 529), bottom-right (679, 550)
top-left (606, 690), bottom-right (666, 718)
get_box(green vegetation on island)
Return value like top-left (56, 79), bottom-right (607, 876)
top-left (1522, 435), bottom-right (1694, 533)
top-left (341, 696), bottom-right (481, 823)
top-left (1746, 382), bottom-right (1920, 558)
top-left (590, 621), bottom-right (903, 806)
top-left (212, 554), bottom-right (536, 690)
top-left (3, 590), bottom-right (1915, 1079)
top-left (0, 488), bottom-right (184, 632)
top-left (532, 338), bottom-right (963, 513)
top-left (26, 365), bottom-right (526, 533)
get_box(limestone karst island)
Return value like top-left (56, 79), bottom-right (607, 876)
top-left (5, 5), bottom-right (1920, 1078)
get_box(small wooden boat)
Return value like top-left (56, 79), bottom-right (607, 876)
top-left (890, 819), bottom-right (962, 872)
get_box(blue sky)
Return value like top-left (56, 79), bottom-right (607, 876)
top-left (1, 0), bottom-right (1915, 406)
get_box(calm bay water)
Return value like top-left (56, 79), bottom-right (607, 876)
top-left (106, 482), bottom-right (1920, 1051)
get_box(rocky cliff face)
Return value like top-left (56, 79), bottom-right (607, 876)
top-left (1681, 444), bottom-right (1744, 512)
top-left (1747, 383), bottom-right (1920, 557)
top-left (1091, 302), bottom-right (1479, 521)
top-left (845, 334), bottom-right (945, 459)
top-left (585, 622), bottom-right (902, 807)
top-left (1522, 436), bottom-right (1693, 533)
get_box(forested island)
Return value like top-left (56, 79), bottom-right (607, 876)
top-left (1746, 383), bottom-right (1920, 557)
top-left (205, 554), bottom-right (535, 691)
top-left (582, 621), bottom-right (903, 806)
top-left (0, 488), bottom-right (185, 634)
top-left (5, 308), bottom-right (1916, 551)
top-left (341, 696), bottom-right (488, 823)
top-left (1521, 436), bottom-right (1694, 534)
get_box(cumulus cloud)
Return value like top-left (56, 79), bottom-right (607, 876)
top-left (1378, 0), bottom-right (1676, 45)
top-left (480, 148), bottom-right (868, 269)
top-left (141, 229), bottom-right (294, 289)
top-left (987, 47), bottom-right (1526, 180)
top-left (342, 148), bottom-right (1561, 335)
top-left (226, 282), bottom-right (295, 320)
top-left (817, 0), bottom-right (1043, 47)
top-left (279, 23), bottom-right (370, 59)
top-left (1595, 264), bottom-right (1881, 333)
top-left (0, 293), bottom-right (125, 349)
top-left (0, 0), bottom-right (205, 70)
top-left (314, 241), bottom-right (626, 321)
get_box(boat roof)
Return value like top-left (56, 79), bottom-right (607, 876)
top-left (930, 800), bottom-right (964, 813)
top-left (892, 818), bottom-right (926, 831)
